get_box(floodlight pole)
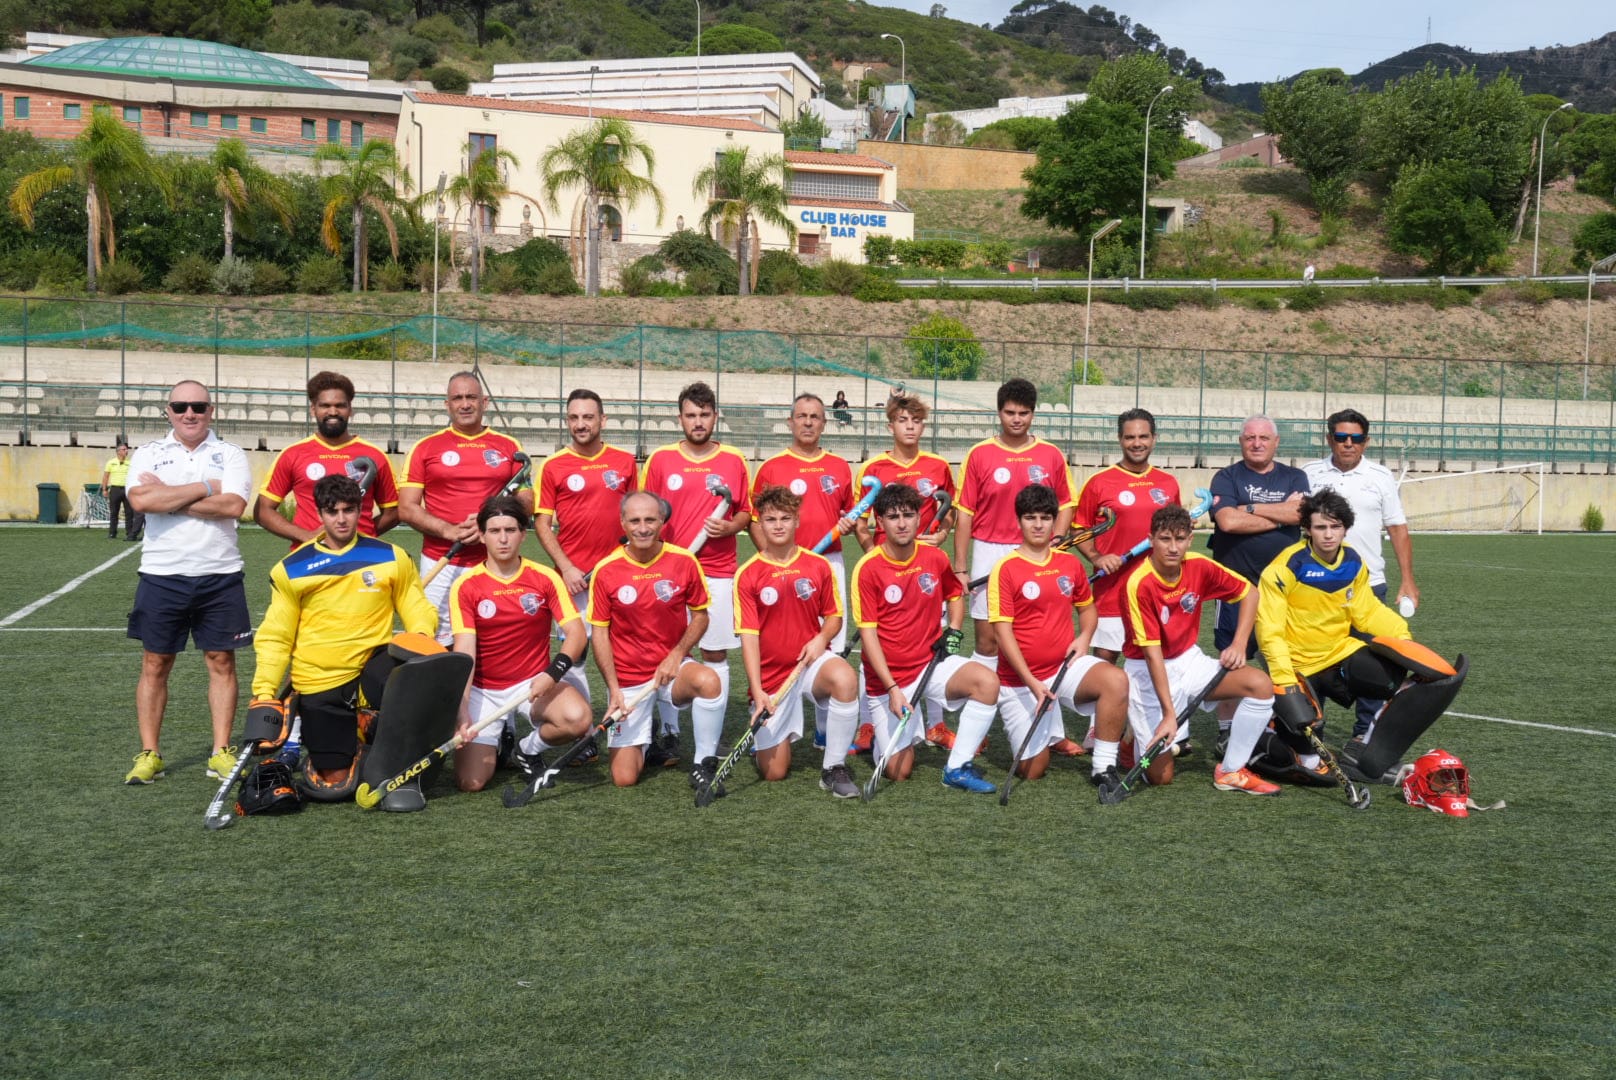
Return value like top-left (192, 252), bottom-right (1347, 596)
top-left (1533, 102), bottom-right (1574, 278)
top-left (1139, 85), bottom-right (1173, 279)
top-left (1084, 218), bottom-right (1122, 386)
top-left (881, 34), bottom-right (906, 142)
top-left (588, 65), bottom-right (600, 119)
top-left (1586, 252), bottom-right (1616, 400)
top-left (695, 0), bottom-right (702, 116)
top-left (432, 170), bottom-right (446, 362)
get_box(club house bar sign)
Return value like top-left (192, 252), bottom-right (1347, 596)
top-left (799, 209), bottom-right (889, 238)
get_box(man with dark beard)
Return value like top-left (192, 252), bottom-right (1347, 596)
top-left (255, 370), bottom-right (399, 546)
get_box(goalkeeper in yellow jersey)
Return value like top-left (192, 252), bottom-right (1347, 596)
top-left (248, 473), bottom-right (439, 800)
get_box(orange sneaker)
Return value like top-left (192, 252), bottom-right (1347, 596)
top-left (1050, 737), bottom-right (1087, 757)
top-left (850, 723), bottom-right (875, 755)
top-left (1212, 764), bottom-right (1280, 796)
top-left (924, 722), bottom-right (956, 750)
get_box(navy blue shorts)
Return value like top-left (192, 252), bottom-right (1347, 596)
top-left (128, 571), bottom-right (253, 654)
top-left (1213, 598), bottom-right (1259, 660)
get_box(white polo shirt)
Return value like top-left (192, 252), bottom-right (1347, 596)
top-left (1302, 456), bottom-right (1406, 586)
top-left (129, 429), bottom-right (253, 577)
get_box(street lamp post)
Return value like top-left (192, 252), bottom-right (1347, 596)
top-left (1139, 84), bottom-right (1173, 279)
top-left (587, 64), bottom-right (601, 119)
top-left (1585, 252), bottom-right (1616, 400)
top-left (1084, 218), bottom-right (1122, 386)
top-left (432, 170), bottom-right (446, 362)
top-left (880, 33), bottom-right (906, 142)
top-left (694, 0), bottom-right (702, 116)
top-left (1534, 101), bottom-right (1575, 277)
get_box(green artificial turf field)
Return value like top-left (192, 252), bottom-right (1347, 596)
top-left (2, 526), bottom-right (1613, 1078)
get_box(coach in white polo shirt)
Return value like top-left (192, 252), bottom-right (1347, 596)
top-left (121, 380), bottom-right (254, 786)
top-left (1303, 407), bottom-right (1418, 736)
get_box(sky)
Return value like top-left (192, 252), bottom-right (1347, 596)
top-left (880, 0), bottom-right (1613, 85)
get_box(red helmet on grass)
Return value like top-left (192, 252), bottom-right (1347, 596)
top-left (1402, 748), bottom-right (1470, 817)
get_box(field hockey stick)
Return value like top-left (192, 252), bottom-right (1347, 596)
top-left (354, 694), bottom-right (528, 809)
top-left (862, 646), bottom-right (949, 802)
top-left (1088, 489), bottom-right (1212, 583)
top-left (422, 452), bottom-right (531, 587)
top-left (999, 656), bottom-right (1075, 808)
top-left (203, 740), bottom-right (263, 831)
top-left (683, 481), bottom-right (734, 557)
top-left (501, 682), bottom-right (659, 808)
top-left (813, 477), bottom-right (880, 554)
top-left (1099, 667), bottom-right (1228, 806)
top-left (1302, 726), bottom-right (1373, 811)
top-left (923, 490), bottom-right (953, 541)
top-left (969, 508), bottom-right (1115, 590)
top-left (696, 658), bottom-right (810, 807)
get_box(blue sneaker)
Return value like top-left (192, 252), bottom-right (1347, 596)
top-left (943, 763), bottom-right (996, 794)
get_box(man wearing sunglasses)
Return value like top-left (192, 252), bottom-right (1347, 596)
top-left (122, 381), bottom-right (254, 786)
top-left (1304, 408), bottom-right (1418, 737)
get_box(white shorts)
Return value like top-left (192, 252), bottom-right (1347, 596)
top-left (420, 557), bottom-right (472, 644)
top-left (969, 540), bottom-right (1017, 621)
top-left (753, 651), bottom-right (839, 752)
top-left (824, 550), bottom-right (848, 654)
top-left (608, 660), bottom-right (696, 749)
top-left (1092, 615), bottom-right (1125, 654)
top-left (466, 680), bottom-right (532, 748)
top-left (699, 576), bottom-right (741, 651)
top-left (997, 655), bottom-right (1106, 757)
top-left (1123, 649), bottom-right (1224, 747)
top-left (866, 654), bottom-right (972, 758)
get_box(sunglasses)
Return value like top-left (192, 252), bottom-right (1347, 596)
top-left (1331, 431), bottom-right (1367, 444)
top-left (169, 401), bottom-right (211, 414)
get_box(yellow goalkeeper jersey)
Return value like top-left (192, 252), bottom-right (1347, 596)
top-left (253, 535), bottom-right (437, 697)
top-left (1256, 539), bottom-right (1408, 688)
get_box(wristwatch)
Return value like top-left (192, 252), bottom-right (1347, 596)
top-left (1244, 502), bottom-right (1255, 515)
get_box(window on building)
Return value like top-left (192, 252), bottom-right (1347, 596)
top-left (63, 103), bottom-right (81, 120)
top-left (790, 171), bottom-right (880, 203)
top-left (468, 132), bottom-right (497, 163)
top-left (327, 119), bottom-right (340, 143)
top-left (221, 114), bottom-right (238, 130)
top-left (598, 205), bottom-right (623, 242)
top-left (301, 118), bottom-right (315, 140)
top-left (250, 117), bottom-right (267, 134)
top-left (797, 233), bottom-right (819, 255)
top-left (15, 97), bottom-right (30, 120)
top-left (123, 105), bottom-right (140, 123)
top-left (350, 121), bottom-right (363, 147)
top-left (191, 111), bottom-right (208, 128)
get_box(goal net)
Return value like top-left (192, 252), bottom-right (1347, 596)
top-left (68, 489), bottom-right (110, 529)
top-left (1397, 462), bottom-right (1544, 534)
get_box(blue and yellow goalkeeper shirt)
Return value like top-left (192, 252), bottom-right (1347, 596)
top-left (1256, 539), bottom-right (1408, 688)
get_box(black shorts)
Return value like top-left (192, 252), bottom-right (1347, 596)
top-left (128, 571), bottom-right (253, 654)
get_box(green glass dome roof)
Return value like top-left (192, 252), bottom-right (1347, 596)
top-left (23, 37), bottom-right (338, 90)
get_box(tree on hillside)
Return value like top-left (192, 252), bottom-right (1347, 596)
top-left (208, 139), bottom-right (293, 261)
top-left (927, 114), bottom-right (966, 146)
top-left (150, 0), bottom-right (272, 48)
top-left (541, 117), bottom-right (665, 297)
top-left (1562, 113), bottom-right (1616, 204)
top-left (1021, 97), bottom-right (1170, 243)
top-left (448, 141), bottom-right (520, 294)
top-left (314, 139), bottom-right (411, 292)
top-left (674, 24), bottom-right (782, 56)
top-left (691, 147), bottom-right (794, 297)
top-left (8, 106), bottom-right (172, 292)
top-left (1384, 160), bottom-right (1507, 273)
top-left (1261, 69), bottom-right (1364, 218)
top-left (967, 116), bottom-right (1056, 151)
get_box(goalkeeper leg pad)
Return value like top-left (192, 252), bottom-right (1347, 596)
top-left (1246, 730), bottom-right (1338, 788)
top-left (1343, 655), bottom-right (1467, 782)
top-left (357, 651), bottom-right (473, 811)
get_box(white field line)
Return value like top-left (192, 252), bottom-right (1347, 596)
top-left (0, 627), bottom-right (127, 632)
top-left (0, 547), bottom-right (140, 628)
top-left (1445, 710), bottom-right (1616, 739)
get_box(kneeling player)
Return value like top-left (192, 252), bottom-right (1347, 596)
top-left (1119, 505), bottom-right (1279, 795)
top-left (737, 486), bottom-right (861, 797)
top-left (248, 474), bottom-right (440, 799)
top-left (852, 483), bottom-right (1001, 793)
top-left (988, 484), bottom-right (1131, 787)
top-left (1257, 488), bottom-right (1466, 784)
top-left (589, 492), bottom-right (726, 790)
top-left (449, 495), bottom-right (592, 793)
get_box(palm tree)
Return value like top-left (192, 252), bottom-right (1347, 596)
top-left (540, 118), bottom-right (665, 297)
top-left (8, 105), bottom-right (171, 292)
top-left (691, 147), bottom-right (795, 296)
top-left (448, 141), bottom-right (519, 294)
top-left (208, 139), bottom-right (294, 261)
top-left (314, 140), bottom-right (412, 292)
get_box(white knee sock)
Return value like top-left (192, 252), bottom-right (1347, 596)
top-left (1092, 739), bottom-right (1120, 773)
top-left (520, 729), bottom-right (554, 755)
top-left (946, 699), bottom-right (997, 771)
top-left (822, 696), bottom-right (858, 769)
top-left (813, 701), bottom-right (828, 737)
top-left (692, 690), bottom-right (726, 762)
top-left (1299, 752), bottom-right (1321, 769)
top-left (704, 660), bottom-right (731, 716)
top-left (1220, 696), bottom-right (1273, 772)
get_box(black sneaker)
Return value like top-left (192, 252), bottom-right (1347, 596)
top-left (820, 763), bottom-right (858, 799)
top-left (513, 745), bottom-right (547, 782)
top-left (645, 732), bottom-right (680, 768)
top-left (1091, 765), bottom-right (1127, 804)
top-left (566, 737), bottom-right (600, 768)
top-left (689, 755), bottom-right (725, 798)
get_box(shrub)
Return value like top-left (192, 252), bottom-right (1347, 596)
top-left (425, 65), bottom-right (470, 93)
top-left (659, 229), bottom-right (738, 294)
top-left (1572, 212), bottom-right (1616, 265)
top-left (391, 34), bottom-right (438, 71)
top-left (1582, 504), bottom-right (1605, 532)
top-left (905, 314), bottom-right (985, 380)
top-left (1286, 285), bottom-right (1330, 312)
top-left (332, 330), bottom-right (390, 361)
top-left (755, 250), bottom-right (803, 295)
top-left (505, 236), bottom-right (570, 288)
top-left (535, 260), bottom-right (580, 296)
top-left (411, 14), bottom-right (464, 43)
top-left (631, 254), bottom-right (666, 274)
top-left (413, 257), bottom-right (447, 291)
top-left (684, 267), bottom-right (719, 296)
top-left (163, 253), bottom-right (216, 294)
top-left (820, 258), bottom-right (864, 296)
top-left (863, 235), bottom-right (895, 267)
top-left (1122, 290), bottom-right (1179, 311)
top-left (619, 263), bottom-right (655, 297)
top-left (211, 256), bottom-right (254, 296)
top-left (1461, 377), bottom-right (1492, 398)
top-left (97, 259), bottom-right (145, 295)
top-left (34, 253), bottom-right (85, 293)
top-left (296, 254), bottom-right (348, 295)
top-left (853, 274), bottom-right (902, 302)
top-left (251, 261), bottom-right (290, 295)
top-left (482, 259), bottom-right (524, 295)
top-left (372, 259), bottom-right (410, 292)
top-left (1237, 293), bottom-right (1282, 312)
top-left (894, 238), bottom-right (967, 270)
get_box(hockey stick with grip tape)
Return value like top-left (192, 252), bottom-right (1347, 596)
top-left (685, 481), bottom-right (734, 558)
top-left (813, 477), bottom-right (880, 554)
top-left (970, 508), bottom-right (1115, 590)
top-left (862, 645), bottom-right (950, 802)
top-left (1099, 666), bottom-right (1227, 806)
top-left (203, 741), bottom-right (263, 831)
top-left (696, 658), bottom-right (810, 807)
top-left (501, 683), bottom-right (659, 808)
top-left (999, 656), bottom-right (1074, 807)
top-left (354, 694), bottom-right (529, 809)
top-left (422, 452), bottom-right (531, 587)
top-left (1088, 489), bottom-right (1213, 584)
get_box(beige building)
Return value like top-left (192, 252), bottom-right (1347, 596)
top-left (397, 92), bottom-right (911, 281)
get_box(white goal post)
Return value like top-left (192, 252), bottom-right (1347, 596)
top-left (1398, 462), bottom-right (1544, 535)
top-left (68, 489), bottom-right (110, 529)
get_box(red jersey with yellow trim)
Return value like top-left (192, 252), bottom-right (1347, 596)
top-left (987, 549), bottom-right (1093, 686)
top-left (1075, 465), bottom-right (1182, 615)
top-left (535, 443), bottom-right (636, 574)
top-left (259, 435), bottom-right (398, 545)
top-left (957, 437), bottom-right (1076, 544)
top-left (587, 544), bottom-right (710, 686)
top-left (851, 543), bottom-right (962, 687)
top-left (734, 548), bottom-right (841, 690)
top-left (450, 560), bottom-right (578, 690)
top-left (1120, 551), bottom-right (1249, 662)
top-left (854, 450), bottom-right (956, 544)
top-left (751, 449), bottom-right (854, 550)
top-left (402, 427), bottom-right (527, 566)
top-left (639, 443), bottom-right (752, 577)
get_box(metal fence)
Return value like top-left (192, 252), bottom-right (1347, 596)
top-left (2, 295), bottom-right (1614, 472)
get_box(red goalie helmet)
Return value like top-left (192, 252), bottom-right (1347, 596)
top-left (1402, 748), bottom-right (1470, 817)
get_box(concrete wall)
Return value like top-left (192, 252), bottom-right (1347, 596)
top-left (859, 140), bottom-right (1032, 191)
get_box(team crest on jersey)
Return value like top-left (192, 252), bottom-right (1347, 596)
top-left (1056, 575), bottom-right (1074, 596)
top-left (666, 473), bottom-right (684, 491)
top-left (566, 473), bottom-right (586, 492)
top-left (344, 460), bottom-right (366, 481)
top-left (992, 466), bottom-right (1012, 485)
top-left (760, 586), bottom-right (780, 606)
top-left (916, 478), bottom-right (936, 496)
top-left (1149, 487), bottom-right (1169, 506)
top-left (1117, 489), bottom-right (1136, 507)
top-left (790, 479), bottom-right (809, 495)
top-left (603, 469), bottom-right (625, 492)
top-left (616, 585), bottom-right (638, 605)
top-left (884, 584), bottom-right (903, 603)
top-left (1179, 591), bottom-right (1200, 613)
top-left (442, 450), bottom-right (461, 467)
top-left (1028, 464), bottom-right (1049, 485)
top-left (793, 577), bottom-right (816, 600)
top-left (653, 579), bottom-right (678, 603)
top-left (361, 571), bottom-right (377, 588)
top-left (917, 572), bottom-right (938, 595)
top-left (483, 449), bottom-right (507, 469)
top-left (519, 592), bottom-right (542, 615)
top-left (210, 452), bottom-right (224, 466)
top-left (477, 599), bottom-right (497, 619)
top-left (1021, 581), bottom-right (1041, 600)
top-left (305, 462), bottom-right (327, 481)
top-left (704, 473), bottom-right (725, 495)
top-left (819, 475), bottom-right (839, 495)
top-left (1160, 605), bottom-right (1173, 625)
